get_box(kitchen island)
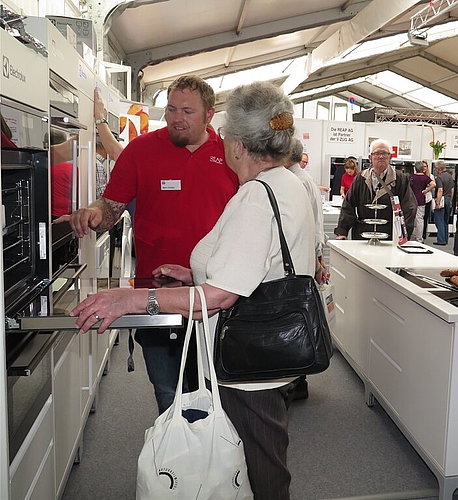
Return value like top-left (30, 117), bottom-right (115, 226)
top-left (328, 240), bottom-right (458, 499)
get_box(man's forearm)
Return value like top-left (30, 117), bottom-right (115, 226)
top-left (91, 198), bottom-right (127, 232)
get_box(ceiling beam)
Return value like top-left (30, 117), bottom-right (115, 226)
top-left (290, 45), bottom-right (425, 95)
top-left (309, 0), bottom-right (423, 75)
top-left (388, 62), bottom-right (458, 103)
top-left (126, 2), bottom-right (372, 72)
top-left (420, 50), bottom-right (458, 74)
top-left (141, 45), bottom-right (312, 86)
top-left (282, 0), bottom-right (423, 95)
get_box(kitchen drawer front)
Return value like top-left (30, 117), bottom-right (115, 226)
top-left (329, 249), bottom-right (371, 375)
top-left (10, 396), bottom-right (55, 500)
top-left (369, 276), bottom-right (452, 470)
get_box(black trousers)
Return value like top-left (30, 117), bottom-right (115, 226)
top-left (423, 200), bottom-right (432, 240)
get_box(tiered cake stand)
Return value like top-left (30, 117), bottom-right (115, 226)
top-left (361, 203), bottom-right (389, 245)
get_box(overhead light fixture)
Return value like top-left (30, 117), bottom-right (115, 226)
top-left (408, 31), bottom-right (429, 47)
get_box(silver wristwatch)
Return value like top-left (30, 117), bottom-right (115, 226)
top-left (95, 117), bottom-right (108, 125)
top-left (146, 289), bottom-right (160, 315)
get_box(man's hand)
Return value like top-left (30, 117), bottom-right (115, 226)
top-left (94, 88), bottom-right (105, 121)
top-left (152, 264), bottom-right (193, 287)
top-left (54, 198), bottom-right (126, 237)
top-left (336, 235), bottom-right (347, 240)
top-left (54, 207), bottom-right (103, 238)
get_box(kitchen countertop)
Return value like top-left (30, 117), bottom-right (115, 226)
top-left (327, 239), bottom-right (458, 323)
top-left (322, 202), bottom-right (341, 215)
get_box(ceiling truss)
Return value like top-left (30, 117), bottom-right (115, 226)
top-left (375, 107), bottom-right (458, 126)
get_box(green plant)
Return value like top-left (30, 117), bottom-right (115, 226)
top-left (430, 140), bottom-right (446, 159)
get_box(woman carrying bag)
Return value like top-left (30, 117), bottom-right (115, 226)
top-left (71, 81), bottom-right (322, 499)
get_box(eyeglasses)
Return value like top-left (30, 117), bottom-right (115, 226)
top-left (371, 152), bottom-right (390, 158)
top-left (217, 127), bottom-right (225, 140)
top-left (300, 160), bottom-right (309, 165)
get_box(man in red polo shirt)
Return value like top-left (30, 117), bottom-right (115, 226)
top-left (57, 75), bottom-right (238, 414)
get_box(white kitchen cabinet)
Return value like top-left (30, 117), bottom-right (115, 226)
top-left (96, 332), bottom-right (109, 380)
top-left (322, 204), bottom-right (340, 267)
top-left (328, 240), bottom-right (458, 499)
top-left (329, 249), bottom-right (371, 377)
top-left (80, 333), bottom-right (91, 420)
top-left (53, 332), bottom-right (81, 498)
top-left (368, 276), bottom-right (453, 470)
top-left (9, 396), bottom-right (55, 500)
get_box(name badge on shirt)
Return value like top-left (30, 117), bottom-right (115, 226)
top-left (161, 180), bottom-right (181, 191)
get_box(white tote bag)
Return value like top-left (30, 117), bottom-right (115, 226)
top-left (319, 282), bottom-right (336, 327)
top-left (136, 286), bottom-right (253, 500)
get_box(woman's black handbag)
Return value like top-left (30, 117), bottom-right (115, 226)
top-left (214, 180), bottom-right (333, 382)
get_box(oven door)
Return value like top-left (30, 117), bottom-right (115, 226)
top-left (7, 331), bottom-right (56, 462)
top-left (1, 96), bottom-right (48, 150)
top-left (6, 274), bottom-right (183, 333)
top-left (5, 267), bottom-right (182, 462)
top-left (49, 115), bottom-right (87, 277)
top-left (2, 149), bottom-right (50, 312)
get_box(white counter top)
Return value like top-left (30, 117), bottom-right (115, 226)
top-left (327, 239), bottom-right (458, 323)
top-left (322, 202), bottom-right (341, 216)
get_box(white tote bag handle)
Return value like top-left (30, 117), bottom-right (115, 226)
top-left (171, 286), bottom-right (224, 418)
top-left (195, 285), bottom-right (225, 413)
top-left (171, 287), bottom-right (204, 418)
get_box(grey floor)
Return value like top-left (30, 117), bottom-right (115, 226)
top-left (61, 234), bottom-right (457, 500)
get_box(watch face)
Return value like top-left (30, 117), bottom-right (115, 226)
top-left (146, 301), bottom-right (160, 315)
top-left (146, 290), bottom-right (160, 315)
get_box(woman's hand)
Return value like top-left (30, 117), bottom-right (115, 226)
top-left (151, 264), bottom-right (193, 287)
top-left (70, 288), bottom-right (148, 333)
top-left (315, 260), bottom-right (330, 285)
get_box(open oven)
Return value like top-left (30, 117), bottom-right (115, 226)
top-left (49, 70), bottom-right (87, 276)
top-left (1, 85), bottom-right (181, 466)
top-left (1, 94), bottom-right (54, 462)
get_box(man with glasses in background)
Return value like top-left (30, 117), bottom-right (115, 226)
top-left (334, 139), bottom-right (417, 240)
top-left (299, 152), bottom-right (309, 169)
top-left (300, 151), bottom-right (331, 194)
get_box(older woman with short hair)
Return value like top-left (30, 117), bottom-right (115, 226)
top-left (72, 81), bottom-right (318, 499)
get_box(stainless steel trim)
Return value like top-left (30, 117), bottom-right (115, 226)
top-left (17, 313), bottom-right (183, 331)
top-left (409, 272), bottom-right (458, 292)
top-left (71, 137), bottom-right (78, 212)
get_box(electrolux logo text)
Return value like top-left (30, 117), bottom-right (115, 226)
top-left (2, 56), bottom-right (26, 83)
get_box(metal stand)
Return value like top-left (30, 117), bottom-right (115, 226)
top-left (361, 203), bottom-right (389, 245)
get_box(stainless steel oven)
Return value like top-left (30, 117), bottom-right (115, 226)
top-left (1, 95), bottom-right (54, 463)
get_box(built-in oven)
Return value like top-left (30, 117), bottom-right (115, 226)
top-left (1, 94), bottom-right (54, 463)
top-left (1, 92), bottom-right (179, 461)
top-left (49, 70), bottom-right (87, 276)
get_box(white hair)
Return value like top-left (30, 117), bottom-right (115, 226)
top-left (370, 139), bottom-right (391, 154)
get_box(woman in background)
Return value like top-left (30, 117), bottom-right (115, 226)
top-left (340, 156), bottom-right (358, 197)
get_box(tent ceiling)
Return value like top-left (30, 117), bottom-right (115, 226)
top-left (102, 0), bottom-right (458, 112)
top-left (292, 35), bottom-right (458, 109)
